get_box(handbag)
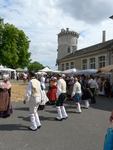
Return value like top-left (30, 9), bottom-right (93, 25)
top-left (103, 123), bottom-right (113, 150)
top-left (87, 88), bottom-right (93, 98)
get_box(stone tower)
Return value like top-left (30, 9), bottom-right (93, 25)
top-left (56, 28), bottom-right (79, 65)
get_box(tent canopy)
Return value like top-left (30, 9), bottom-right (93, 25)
top-left (61, 68), bottom-right (78, 74)
top-left (75, 69), bottom-right (98, 75)
top-left (39, 67), bottom-right (53, 72)
top-left (16, 68), bottom-right (27, 72)
top-left (35, 71), bottom-right (47, 75)
top-left (52, 70), bottom-right (61, 73)
top-left (96, 65), bottom-right (113, 73)
top-left (0, 67), bottom-right (15, 72)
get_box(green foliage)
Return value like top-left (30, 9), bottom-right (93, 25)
top-left (28, 61), bottom-right (44, 72)
top-left (0, 17), bottom-right (31, 68)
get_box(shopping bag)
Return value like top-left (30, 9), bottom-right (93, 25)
top-left (103, 124), bottom-right (113, 150)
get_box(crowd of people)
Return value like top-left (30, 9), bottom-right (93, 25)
top-left (23, 71), bottom-right (113, 130)
top-left (0, 70), bottom-right (113, 131)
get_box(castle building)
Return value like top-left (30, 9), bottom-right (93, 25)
top-left (56, 28), bottom-right (79, 65)
top-left (56, 28), bottom-right (113, 82)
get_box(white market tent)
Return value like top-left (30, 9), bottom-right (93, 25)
top-left (73, 69), bottom-right (111, 77)
top-left (36, 71), bottom-right (47, 75)
top-left (52, 70), bottom-right (61, 73)
top-left (39, 67), bottom-right (53, 72)
top-left (75, 69), bottom-right (98, 75)
top-left (0, 68), bottom-right (16, 72)
top-left (0, 66), bottom-right (16, 79)
top-left (61, 68), bottom-right (79, 74)
top-left (39, 67), bottom-right (61, 73)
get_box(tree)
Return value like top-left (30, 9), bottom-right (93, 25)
top-left (0, 17), bottom-right (31, 68)
top-left (28, 61), bottom-right (44, 72)
top-left (0, 18), bottom-right (4, 63)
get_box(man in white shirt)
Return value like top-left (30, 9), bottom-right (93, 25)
top-left (23, 72), bottom-right (27, 84)
top-left (17, 72), bottom-right (19, 81)
top-left (23, 71), bottom-right (42, 131)
top-left (56, 74), bottom-right (68, 121)
top-left (89, 75), bottom-right (98, 103)
top-left (71, 78), bottom-right (82, 113)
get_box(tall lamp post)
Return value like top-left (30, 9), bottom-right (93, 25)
top-left (109, 15), bottom-right (113, 81)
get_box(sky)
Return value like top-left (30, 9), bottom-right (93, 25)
top-left (0, 0), bottom-right (113, 70)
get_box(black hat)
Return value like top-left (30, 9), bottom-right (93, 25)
top-left (81, 74), bottom-right (86, 79)
top-left (29, 70), bottom-right (35, 77)
top-left (56, 73), bottom-right (61, 77)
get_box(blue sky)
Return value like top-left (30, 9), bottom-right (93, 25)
top-left (0, 0), bottom-right (113, 70)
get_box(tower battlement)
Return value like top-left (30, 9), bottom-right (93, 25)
top-left (58, 28), bottom-right (79, 38)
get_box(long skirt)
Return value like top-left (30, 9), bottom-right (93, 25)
top-left (38, 90), bottom-right (49, 110)
top-left (47, 86), bottom-right (57, 105)
top-left (0, 90), bottom-right (13, 118)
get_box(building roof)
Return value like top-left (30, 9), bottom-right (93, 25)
top-left (58, 39), bottom-right (113, 61)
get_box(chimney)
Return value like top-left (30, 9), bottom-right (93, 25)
top-left (102, 30), bottom-right (106, 42)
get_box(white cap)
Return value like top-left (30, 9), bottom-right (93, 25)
top-left (62, 74), bottom-right (65, 77)
top-left (53, 77), bottom-right (57, 81)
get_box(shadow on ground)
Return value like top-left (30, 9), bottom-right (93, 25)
top-left (0, 124), bottom-right (28, 131)
top-left (65, 96), bottom-right (113, 112)
top-left (13, 107), bottom-right (29, 111)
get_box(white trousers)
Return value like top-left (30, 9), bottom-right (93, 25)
top-left (29, 96), bottom-right (41, 114)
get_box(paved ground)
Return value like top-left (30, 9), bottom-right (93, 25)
top-left (0, 96), bottom-right (113, 150)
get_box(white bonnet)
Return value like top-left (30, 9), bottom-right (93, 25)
top-left (53, 77), bottom-right (57, 81)
top-left (3, 74), bottom-right (9, 81)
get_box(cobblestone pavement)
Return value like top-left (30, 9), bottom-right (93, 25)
top-left (0, 96), bottom-right (113, 150)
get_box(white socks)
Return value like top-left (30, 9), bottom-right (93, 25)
top-left (76, 103), bottom-right (81, 113)
top-left (60, 106), bottom-right (68, 118)
top-left (29, 114), bottom-right (37, 130)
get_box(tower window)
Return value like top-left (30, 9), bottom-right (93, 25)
top-left (67, 47), bottom-right (70, 53)
top-left (73, 46), bottom-right (76, 52)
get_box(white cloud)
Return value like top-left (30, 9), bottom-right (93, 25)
top-left (0, 0), bottom-right (113, 70)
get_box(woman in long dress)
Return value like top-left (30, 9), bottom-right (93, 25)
top-left (47, 77), bottom-right (57, 105)
top-left (99, 77), bottom-right (105, 95)
top-left (0, 74), bottom-right (13, 118)
top-left (81, 74), bottom-right (90, 109)
top-left (104, 78), bottom-right (111, 97)
top-left (38, 76), bottom-right (49, 110)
